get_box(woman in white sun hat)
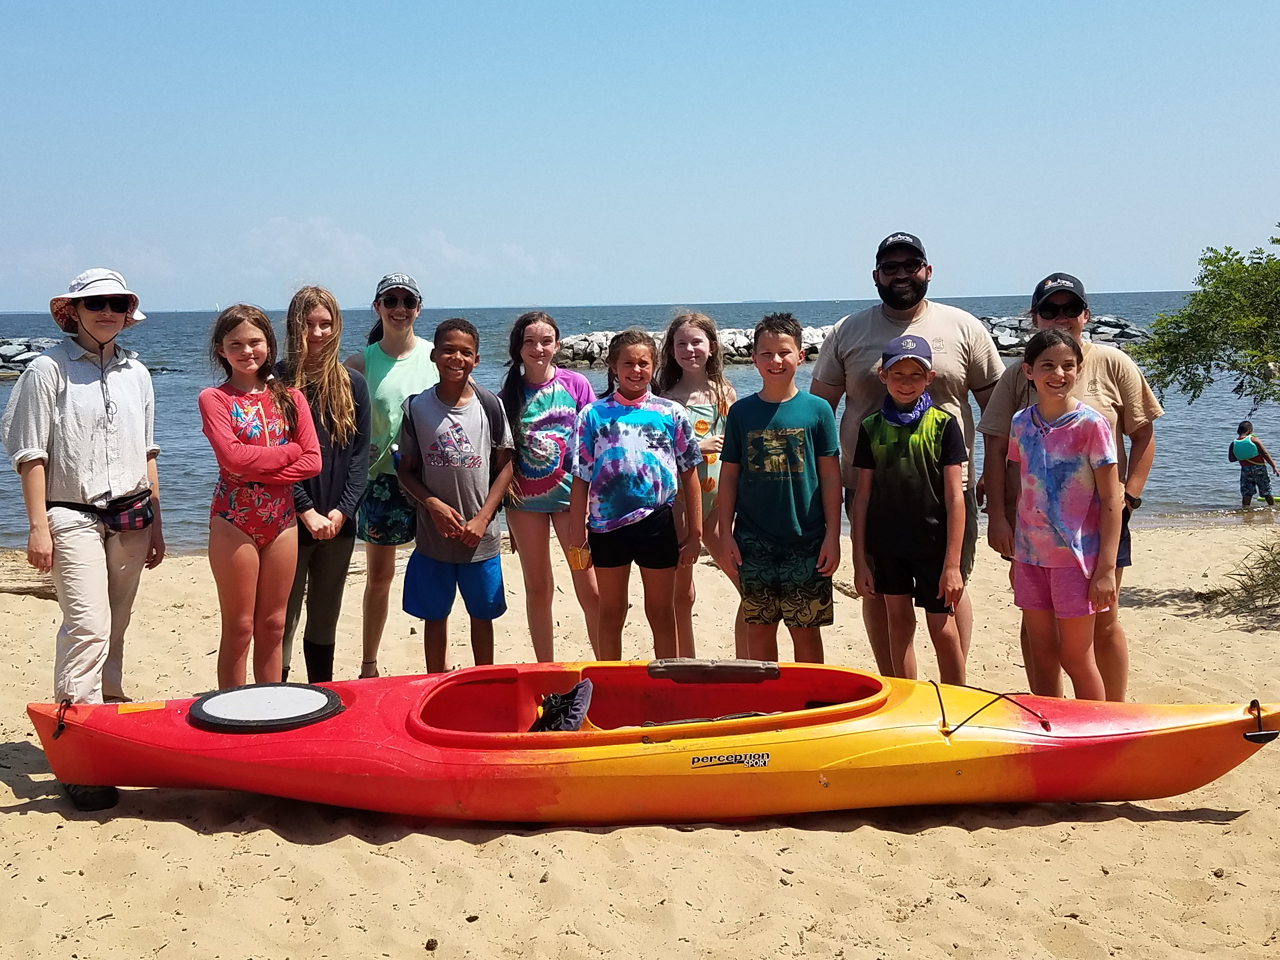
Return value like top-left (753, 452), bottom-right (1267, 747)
top-left (1, 268), bottom-right (165, 811)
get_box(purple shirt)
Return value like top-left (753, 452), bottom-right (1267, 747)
top-left (1008, 402), bottom-right (1117, 575)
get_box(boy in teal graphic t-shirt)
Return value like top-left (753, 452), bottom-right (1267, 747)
top-left (719, 313), bottom-right (841, 664)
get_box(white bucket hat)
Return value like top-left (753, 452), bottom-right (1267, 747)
top-left (49, 268), bottom-right (146, 331)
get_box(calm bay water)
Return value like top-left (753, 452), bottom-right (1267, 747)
top-left (2, 291), bottom-right (1274, 552)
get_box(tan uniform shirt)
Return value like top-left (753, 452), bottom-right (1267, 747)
top-left (811, 301), bottom-right (1004, 488)
top-left (977, 341), bottom-right (1164, 523)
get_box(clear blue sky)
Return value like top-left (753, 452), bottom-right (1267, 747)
top-left (2, 1), bottom-right (1277, 310)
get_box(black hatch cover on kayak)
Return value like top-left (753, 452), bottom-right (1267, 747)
top-left (188, 683), bottom-right (344, 733)
top-left (648, 659), bottom-right (781, 683)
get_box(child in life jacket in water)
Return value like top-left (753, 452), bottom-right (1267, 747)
top-left (1228, 420), bottom-right (1278, 507)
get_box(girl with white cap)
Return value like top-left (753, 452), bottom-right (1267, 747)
top-left (1, 268), bottom-right (165, 811)
top-left (344, 274), bottom-right (438, 677)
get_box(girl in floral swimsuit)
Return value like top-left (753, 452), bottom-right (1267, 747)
top-left (199, 305), bottom-right (320, 689)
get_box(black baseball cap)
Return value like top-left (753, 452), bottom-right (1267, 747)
top-left (1031, 273), bottom-right (1088, 312)
top-left (882, 334), bottom-right (933, 372)
top-left (876, 232), bottom-right (927, 262)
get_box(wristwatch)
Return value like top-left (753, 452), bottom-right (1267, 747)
top-left (1124, 491), bottom-right (1142, 510)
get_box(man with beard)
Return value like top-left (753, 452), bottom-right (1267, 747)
top-left (811, 233), bottom-right (1003, 677)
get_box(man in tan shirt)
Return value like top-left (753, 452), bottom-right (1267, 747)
top-left (980, 273), bottom-right (1162, 701)
top-left (811, 233), bottom-right (1004, 677)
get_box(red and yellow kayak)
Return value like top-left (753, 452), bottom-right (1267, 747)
top-left (27, 660), bottom-right (1279, 822)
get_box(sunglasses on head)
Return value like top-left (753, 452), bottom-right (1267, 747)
top-left (81, 295), bottom-right (131, 314)
top-left (380, 293), bottom-right (419, 310)
top-left (877, 258), bottom-right (926, 278)
top-left (1035, 300), bottom-right (1085, 321)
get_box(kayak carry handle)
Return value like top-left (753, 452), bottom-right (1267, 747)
top-left (647, 659), bottom-right (781, 683)
top-left (1245, 700), bottom-right (1278, 744)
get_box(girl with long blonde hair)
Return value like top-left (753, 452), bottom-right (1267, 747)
top-left (281, 286), bottom-right (372, 682)
top-left (656, 312), bottom-right (746, 657)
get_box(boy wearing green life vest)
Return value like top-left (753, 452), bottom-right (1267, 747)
top-left (851, 335), bottom-right (968, 685)
top-left (1229, 420), bottom-right (1278, 507)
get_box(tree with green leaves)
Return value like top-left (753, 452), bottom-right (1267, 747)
top-left (1132, 225), bottom-right (1280, 411)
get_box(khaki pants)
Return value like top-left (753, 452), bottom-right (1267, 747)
top-left (47, 507), bottom-right (150, 704)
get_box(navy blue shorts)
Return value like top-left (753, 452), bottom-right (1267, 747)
top-left (403, 551), bottom-right (506, 622)
top-left (1116, 505), bottom-right (1132, 569)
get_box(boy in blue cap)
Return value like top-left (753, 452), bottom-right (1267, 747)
top-left (851, 335), bottom-right (968, 684)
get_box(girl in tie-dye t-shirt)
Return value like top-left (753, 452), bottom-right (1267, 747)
top-left (499, 312), bottom-right (600, 662)
top-left (569, 330), bottom-right (703, 661)
top-left (1007, 329), bottom-right (1123, 702)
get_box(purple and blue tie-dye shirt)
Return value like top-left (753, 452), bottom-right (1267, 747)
top-left (1008, 401), bottom-right (1117, 576)
top-left (512, 368), bottom-right (596, 513)
top-left (572, 392), bottom-right (702, 533)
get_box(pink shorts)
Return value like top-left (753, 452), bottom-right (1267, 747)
top-left (1013, 561), bottom-right (1100, 620)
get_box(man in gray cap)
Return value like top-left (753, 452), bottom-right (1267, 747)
top-left (811, 233), bottom-right (1003, 677)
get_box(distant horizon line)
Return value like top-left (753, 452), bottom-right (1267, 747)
top-left (0, 289), bottom-right (1194, 316)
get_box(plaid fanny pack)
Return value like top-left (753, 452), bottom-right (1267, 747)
top-left (48, 488), bottom-right (154, 532)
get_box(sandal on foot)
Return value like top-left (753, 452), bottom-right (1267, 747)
top-left (359, 659), bottom-right (380, 679)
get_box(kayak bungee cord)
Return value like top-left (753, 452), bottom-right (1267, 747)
top-left (928, 681), bottom-right (1052, 737)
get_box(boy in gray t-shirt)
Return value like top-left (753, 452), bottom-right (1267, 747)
top-left (396, 319), bottom-right (514, 673)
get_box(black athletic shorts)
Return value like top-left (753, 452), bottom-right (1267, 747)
top-left (845, 486), bottom-right (979, 580)
top-left (588, 504), bottom-right (680, 569)
top-left (870, 553), bottom-right (955, 615)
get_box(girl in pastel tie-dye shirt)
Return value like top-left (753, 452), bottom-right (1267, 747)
top-left (1007, 330), bottom-right (1123, 701)
top-left (570, 330), bottom-right (703, 661)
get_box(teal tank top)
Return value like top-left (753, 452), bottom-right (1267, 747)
top-left (364, 339), bottom-right (438, 476)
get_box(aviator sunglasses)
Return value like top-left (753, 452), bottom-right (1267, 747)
top-left (877, 258), bottom-right (926, 278)
top-left (81, 295), bottom-right (131, 314)
top-left (1035, 300), bottom-right (1086, 321)
top-left (380, 293), bottom-right (419, 310)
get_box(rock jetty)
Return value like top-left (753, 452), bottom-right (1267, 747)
top-left (553, 314), bottom-right (1149, 367)
top-left (0, 337), bottom-right (61, 379)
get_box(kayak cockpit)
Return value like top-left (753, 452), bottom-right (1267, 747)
top-left (407, 660), bottom-right (890, 749)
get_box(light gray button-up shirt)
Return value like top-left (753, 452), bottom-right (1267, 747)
top-left (2, 337), bottom-right (158, 506)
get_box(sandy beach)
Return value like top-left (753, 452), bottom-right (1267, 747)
top-left (2, 526), bottom-right (1278, 959)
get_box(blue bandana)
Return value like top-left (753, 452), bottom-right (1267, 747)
top-left (881, 391), bottom-right (933, 426)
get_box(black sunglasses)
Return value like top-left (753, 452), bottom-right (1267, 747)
top-left (81, 295), bottom-right (131, 314)
top-left (1035, 300), bottom-right (1085, 321)
top-left (380, 293), bottom-right (419, 310)
top-left (877, 259), bottom-right (926, 278)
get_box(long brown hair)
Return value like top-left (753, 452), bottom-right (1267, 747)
top-left (600, 328), bottom-right (657, 398)
top-left (656, 311), bottom-right (732, 415)
top-left (283, 286), bottom-right (356, 447)
top-left (209, 304), bottom-right (298, 434)
top-left (499, 311), bottom-right (560, 453)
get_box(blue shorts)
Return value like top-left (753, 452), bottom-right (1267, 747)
top-left (403, 551), bottom-right (506, 622)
